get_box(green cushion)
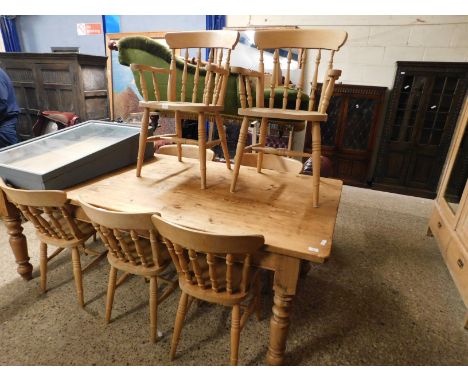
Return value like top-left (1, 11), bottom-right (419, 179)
top-left (118, 36), bottom-right (309, 118)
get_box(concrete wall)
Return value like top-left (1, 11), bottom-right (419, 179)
top-left (119, 15), bottom-right (205, 33)
top-left (16, 15), bottom-right (206, 56)
top-left (17, 15), bottom-right (105, 56)
top-left (227, 15), bottom-right (468, 89)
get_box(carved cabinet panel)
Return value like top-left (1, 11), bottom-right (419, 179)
top-left (305, 83), bottom-right (387, 187)
top-left (0, 53), bottom-right (109, 141)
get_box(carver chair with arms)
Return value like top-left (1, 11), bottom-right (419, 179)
top-left (151, 214), bottom-right (265, 365)
top-left (78, 198), bottom-right (178, 343)
top-left (230, 29), bottom-right (348, 207)
top-left (0, 179), bottom-right (105, 307)
top-left (132, 30), bottom-right (240, 189)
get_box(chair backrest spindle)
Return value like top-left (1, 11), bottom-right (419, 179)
top-left (257, 50), bottom-right (265, 107)
top-left (269, 49), bottom-right (279, 108)
top-left (282, 49), bottom-right (293, 109)
top-left (308, 49), bottom-right (322, 111)
top-left (181, 48), bottom-right (189, 102)
top-left (191, 48), bottom-right (202, 102)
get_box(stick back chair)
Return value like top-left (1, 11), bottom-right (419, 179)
top-left (230, 29), bottom-right (348, 207)
top-left (151, 214), bottom-right (265, 365)
top-left (78, 198), bottom-right (177, 343)
top-left (132, 30), bottom-right (240, 189)
top-left (0, 179), bottom-right (104, 307)
top-left (158, 143), bottom-right (215, 161)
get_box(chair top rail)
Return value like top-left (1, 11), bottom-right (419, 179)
top-left (0, 178), bottom-right (68, 207)
top-left (152, 214), bottom-right (264, 254)
top-left (254, 29), bottom-right (348, 50)
top-left (78, 196), bottom-right (158, 231)
top-left (165, 30), bottom-right (240, 50)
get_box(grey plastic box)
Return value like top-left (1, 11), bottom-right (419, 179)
top-left (0, 120), bottom-right (153, 190)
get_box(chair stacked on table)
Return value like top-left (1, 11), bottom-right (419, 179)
top-left (133, 28), bottom-right (347, 207)
top-left (132, 30), bottom-right (239, 189)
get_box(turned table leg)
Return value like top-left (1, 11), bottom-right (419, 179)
top-left (1, 191), bottom-right (32, 280)
top-left (267, 256), bottom-right (300, 365)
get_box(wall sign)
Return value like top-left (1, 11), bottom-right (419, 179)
top-left (77, 23), bottom-right (103, 36)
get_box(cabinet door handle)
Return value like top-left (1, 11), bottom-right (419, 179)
top-left (457, 259), bottom-right (464, 269)
top-left (437, 221), bottom-right (442, 228)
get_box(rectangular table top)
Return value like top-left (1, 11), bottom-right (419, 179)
top-left (66, 154), bottom-right (343, 263)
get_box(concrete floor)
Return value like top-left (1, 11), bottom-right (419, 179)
top-left (0, 185), bottom-right (467, 365)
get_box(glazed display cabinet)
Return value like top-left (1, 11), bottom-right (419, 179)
top-left (373, 61), bottom-right (468, 198)
top-left (428, 96), bottom-right (468, 329)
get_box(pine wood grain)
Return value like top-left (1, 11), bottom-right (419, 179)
top-left (67, 154), bottom-right (342, 262)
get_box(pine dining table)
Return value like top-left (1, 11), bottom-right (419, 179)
top-left (0, 153), bottom-right (343, 365)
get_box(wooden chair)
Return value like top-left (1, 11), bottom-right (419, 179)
top-left (230, 29), bottom-right (348, 207)
top-left (239, 152), bottom-right (303, 173)
top-left (132, 30), bottom-right (240, 189)
top-left (0, 179), bottom-right (105, 307)
top-left (158, 144), bottom-right (215, 161)
top-left (151, 214), bottom-right (265, 365)
top-left (78, 198), bottom-right (177, 343)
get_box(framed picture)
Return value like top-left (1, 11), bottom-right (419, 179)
top-left (105, 31), bottom-right (167, 121)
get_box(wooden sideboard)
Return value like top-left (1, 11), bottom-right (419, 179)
top-left (304, 83), bottom-right (387, 187)
top-left (0, 53), bottom-right (109, 141)
top-left (374, 61), bottom-right (468, 198)
top-left (428, 96), bottom-right (468, 329)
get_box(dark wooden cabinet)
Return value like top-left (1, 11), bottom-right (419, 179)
top-left (373, 61), bottom-right (468, 198)
top-left (304, 83), bottom-right (387, 187)
top-left (0, 53), bottom-right (109, 141)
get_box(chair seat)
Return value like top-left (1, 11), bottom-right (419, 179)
top-left (139, 101), bottom-right (224, 113)
top-left (106, 232), bottom-right (171, 277)
top-left (179, 257), bottom-right (253, 306)
top-left (238, 107), bottom-right (328, 122)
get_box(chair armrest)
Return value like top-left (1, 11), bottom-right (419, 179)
top-left (327, 69), bottom-right (342, 79)
top-left (230, 66), bottom-right (262, 77)
top-left (130, 63), bottom-right (171, 74)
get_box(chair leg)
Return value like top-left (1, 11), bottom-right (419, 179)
top-left (39, 242), bottom-right (48, 292)
top-left (105, 266), bottom-right (118, 323)
top-left (255, 276), bottom-right (262, 321)
top-left (175, 110), bottom-right (182, 162)
top-left (198, 112), bottom-right (207, 189)
top-left (230, 304), bottom-right (241, 366)
top-left (71, 247), bottom-right (84, 307)
top-left (208, 119), bottom-right (215, 142)
top-left (170, 291), bottom-right (189, 361)
top-left (214, 113), bottom-right (231, 170)
top-left (230, 116), bottom-right (250, 193)
top-left (136, 108), bottom-right (150, 177)
top-left (150, 276), bottom-right (158, 343)
top-left (311, 121), bottom-right (321, 208)
top-left (257, 117), bottom-right (268, 173)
